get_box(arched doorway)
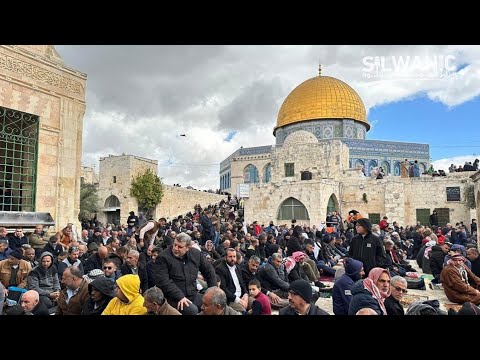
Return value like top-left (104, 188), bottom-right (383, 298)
top-left (277, 197), bottom-right (310, 221)
top-left (381, 161), bottom-right (390, 175)
top-left (327, 194), bottom-right (339, 215)
top-left (104, 195), bottom-right (121, 225)
top-left (367, 160), bottom-right (378, 176)
top-left (393, 161), bottom-right (401, 176)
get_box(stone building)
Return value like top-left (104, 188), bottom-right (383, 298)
top-left (220, 70), bottom-right (475, 227)
top-left (96, 154), bottom-right (226, 226)
top-left (81, 165), bottom-right (99, 185)
top-left (0, 45), bottom-right (86, 230)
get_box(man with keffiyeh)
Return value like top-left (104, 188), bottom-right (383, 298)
top-left (348, 267), bottom-right (391, 315)
top-left (440, 254), bottom-right (480, 305)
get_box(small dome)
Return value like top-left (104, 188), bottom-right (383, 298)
top-left (283, 130), bottom-right (318, 147)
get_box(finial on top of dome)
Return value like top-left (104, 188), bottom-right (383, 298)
top-left (318, 64), bottom-right (322, 76)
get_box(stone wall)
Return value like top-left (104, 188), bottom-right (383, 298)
top-left (271, 138), bottom-right (350, 183)
top-left (229, 154), bottom-right (271, 194)
top-left (245, 170), bottom-right (474, 228)
top-left (154, 185), bottom-right (227, 220)
top-left (245, 179), bottom-right (339, 226)
top-left (97, 155), bottom-right (158, 225)
top-left (0, 45), bottom-right (86, 231)
top-left (81, 165), bottom-right (98, 185)
top-left (340, 173), bottom-right (473, 226)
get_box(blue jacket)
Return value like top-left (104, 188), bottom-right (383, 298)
top-left (333, 258), bottom-right (363, 315)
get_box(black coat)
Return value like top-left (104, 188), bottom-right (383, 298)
top-left (153, 246), bottom-right (216, 303)
top-left (279, 304), bottom-right (329, 315)
top-left (384, 296), bottom-right (404, 315)
top-left (429, 245), bottom-right (446, 277)
top-left (347, 232), bottom-right (387, 276)
top-left (215, 261), bottom-right (247, 303)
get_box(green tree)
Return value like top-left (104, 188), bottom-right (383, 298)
top-left (79, 182), bottom-right (99, 221)
top-left (130, 168), bottom-right (164, 216)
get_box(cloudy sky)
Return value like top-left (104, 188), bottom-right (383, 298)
top-left (56, 45), bottom-right (480, 189)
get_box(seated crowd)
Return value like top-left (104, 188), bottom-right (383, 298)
top-left (0, 199), bottom-right (478, 316)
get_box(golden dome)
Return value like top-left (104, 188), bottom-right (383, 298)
top-left (275, 75), bottom-right (369, 131)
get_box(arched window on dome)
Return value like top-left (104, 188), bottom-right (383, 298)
top-left (381, 161), bottom-right (390, 175)
top-left (244, 164), bottom-right (259, 184)
top-left (263, 163), bottom-right (272, 183)
top-left (277, 197), bottom-right (310, 221)
top-left (393, 161), bottom-right (401, 176)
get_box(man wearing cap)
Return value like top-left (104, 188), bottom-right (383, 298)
top-left (348, 218), bottom-right (386, 276)
top-left (41, 235), bottom-right (63, 259)
top-left (0, 250), bottom-right (32, 293)
top-left (430, 242), bottom-right (451, 284)
top-left (279, 279), bottom-right (329, 315)
top-left (440, 254), bottom-right (480, 305)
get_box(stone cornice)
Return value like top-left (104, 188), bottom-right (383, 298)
top-left (0, 51), bottom-right (84, 97)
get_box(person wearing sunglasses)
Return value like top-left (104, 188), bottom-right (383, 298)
top-left (102, 259), bottom-right (121, 283)
top-left (384, 275), bottom-right (408, 315)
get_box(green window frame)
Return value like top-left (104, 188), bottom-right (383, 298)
top-left (0, 106), bottom-right (39, 211)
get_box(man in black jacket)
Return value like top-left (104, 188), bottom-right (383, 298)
top-left (279, 279), bottom-right (329, 315)
top-left (347, 218), bottom-right (387, 276)
top-left (215, 248), bottom-right (248, 312)
top-left (154, 232), bottom-right (216, 315)
top-left (384, 275), bottom-right (407, 315)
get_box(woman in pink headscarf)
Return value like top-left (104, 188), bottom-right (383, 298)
top-left (348, 267), bottom-right (391, 315)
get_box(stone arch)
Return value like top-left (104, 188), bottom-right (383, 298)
top-left (354, 159), bottom-right (364, 170)
top-left (381, 161), bottom-right (390, 175)
top-left (243, 164), bottom-right (259, 184)
top-left (104, 195), bottom-right (120, 208)
top-left (367, 160), bottom-right (378, 176)
top-left (263, 163), bottom-right (272, 183)
top-left (277, 197), bottom-right (310, 221)
top-left (393, 161), bottom-right (401, 176)
top-left (420, 162), bottom-right (427, 174)
top-left (327, 194), bottom-right (339, 215)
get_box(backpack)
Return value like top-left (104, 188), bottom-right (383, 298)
top-left (406, 277), bottom-right (426, 290)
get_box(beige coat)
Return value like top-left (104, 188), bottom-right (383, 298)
top-left (440, 264), bottom-right (480, 305)
top-left (0, 259), bottom-right (32, 288)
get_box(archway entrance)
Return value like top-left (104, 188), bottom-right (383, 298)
top-left (327, 194), bottom-right (339, 215)
top-left (104, 195), bottom-right (120, 225)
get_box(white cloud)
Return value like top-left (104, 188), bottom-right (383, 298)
top-left (432, 155), bottom-right (479, 172)
top-left (54, 45), bottom-right (480, 189)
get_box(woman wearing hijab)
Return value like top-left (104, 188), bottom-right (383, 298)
top-left (348, 267), bottom-right (391, 315)
top-left (200, 240), bottom-right (221, 263)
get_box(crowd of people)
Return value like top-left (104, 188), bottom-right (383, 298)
top-left (0, 199), bottom-right (479, 316)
